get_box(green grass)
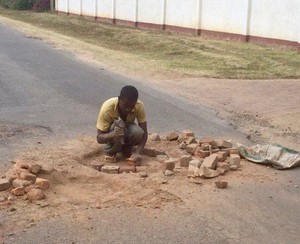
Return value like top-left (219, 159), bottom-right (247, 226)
top-left (1, 7), bottom-right (299, 79)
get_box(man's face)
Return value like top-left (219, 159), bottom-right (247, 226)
top-left (118, 97), bottom-right (136, 115)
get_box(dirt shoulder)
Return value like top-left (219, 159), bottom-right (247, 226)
top-left (1, 15), bottom-right (299, 151)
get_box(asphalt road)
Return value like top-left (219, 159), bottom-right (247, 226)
top-left (1, 22), bottom-right (299, 244)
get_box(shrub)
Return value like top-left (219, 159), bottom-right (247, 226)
top-left (0, 0), bottom-right (34, 10)
top-left (33, 0), bottom-right (50, 12)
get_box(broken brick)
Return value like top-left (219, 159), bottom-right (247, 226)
top-left (199, 166), bottom-right (219, 178)
top-left (12, 179), bottom-right (32, 188)
top-left (29, 164), bottom-right (41, 174)
top-left (182, 130), bottom-right (195, 138)
top-left (198, 137), bottom-right (214, 145)
top-left (217, 162), bottom-right (230, 172)
top-left (216, 151), bottom-right (227, 162)
top-left (210, 139), bottom-right (233, 148)
top-left (101, 165), bottom-right (119, 174)
top-left (35, 178), bottom-right (50, 190)
top-left (179, 155), bottom-right (193, 167)
top-left (215, 181), bottom-right (228, 189)
top-left (27, 189), bottom-right (46, 201)
top-left (186, 137), bottom-right (197, 145)
top-left (142, 148), bottom-right (165, 157)
top-left (194, 148), bottom-right (210, 158)
top-left (90, 162), bottom-right (104, 171)
top-left (119, 165), bottom-right (136, 173)
top-left (186, 144), bottom-right (197, 154)
top-left (11, 187), bottom-right (25, 196)
top-left (160, 159), bottom-right (176, 171)
top-left (0, 179), bottom-right (11, 191)
top-left (19, 172), bottom-right (36, 184)
top-left (202, 154), bottom-right (218, 169)
top-left (229, 154), bottom-right (241, 168)
top-left (166, 131), bottom-right (179, 141)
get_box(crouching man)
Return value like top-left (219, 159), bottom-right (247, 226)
top-left (96, 85), bottom-right (148, 162)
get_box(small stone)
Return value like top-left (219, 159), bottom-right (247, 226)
top-left (160, 159), bottom-right (176, 171)
top-left (142, 148), bottom-right (165, 157)
top-left (229, 154), bottom-right (241, 168)
top-left (189, 159), bottom-right (202, 168)
top-left (216, 168), bottom-right (226, 175)
top-left (25, 185), bottom-right (36, 193)
top-left (194, 147), bottom-right (210, 158)
top-left (230, 165), bottom-right (238, 171)
top-left (11, 187), bottom-right (25, 196)
top-left (229, 148), bottom-right (240, 156)
top-left (101, 165), bottom-right (119, 174)
top-left (29, 164), bottom-right (41, 174)
top-left (164, 170), bottom-right (174, 176)
top-left (295, 185), bottom-right (298, 188)
top-left (186, 144), bottom-right (197, 154)
top-left (119, 165), bottom-right (136, 173)
top-left (19, 172), bottom-right (36, 184)
top-left (140, 172), bottom-right (148, 178)
top-left (156, 155), bottom-right (169, 163)
top-left (104, 155), bottom-right (117, 163)
top-left (199, 166), bottom-right (219, 178)
top-left (179, 155), bottom-right (193, 167)
top-left (27, 189), bottom-right (46, 201)
top-left (40, 165), bottom-right (54, 175)
top-left (149, 133), bottom-right (161, 141)
top-left (186, 137), bottom-right (197, 145)
top-left (216, 151), bottom-right (227, 162)
top-left (215, 181), bottom-right (228, 189)
top-left (182, 130), bottom-right (195, 137)
top-left (211, 139), bottom-right (233, 148)
top-left (90, 162), bottom-right (104, 171)
top-left (35, 178), bottom-right (50, 190)
top-left (166, 131), bottom-right (179, 141)
top-left (12, 179), bottom-right (32, 188)
top-left (202, 154), bottom-right (218, 169)
top-left (0, 179), bottom-right (11, 191)
top-left (198, 137), bottom-right (214, 145)
top-left (179, 142), bottom-right (187, 149)
top-left (217, 162), bottom-right (230, 172)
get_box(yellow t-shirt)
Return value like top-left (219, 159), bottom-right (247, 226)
top-left (96, 97), bottom-right (146, 131)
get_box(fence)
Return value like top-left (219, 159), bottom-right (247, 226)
top-left (55, 0), bottom-right (300, 50)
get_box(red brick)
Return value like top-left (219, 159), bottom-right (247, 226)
top-left (119, 165), bottom-right (136, 173)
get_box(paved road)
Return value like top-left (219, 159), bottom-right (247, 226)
top-left (0, 22), bottom-right (299, 244)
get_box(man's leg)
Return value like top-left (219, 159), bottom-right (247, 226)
top-left (104, 123), bottom-right (123, 156)
top-left (123, 124), bottom-right (144, 157)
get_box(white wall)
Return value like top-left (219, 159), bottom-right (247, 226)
top-left (96, 0), bottom-right (114, 19)
top-left (250, 0), bottom-right (300, 42)
top-left (68, 0), bottom-right (81, 15)
top-left (57, 0), bottom-right (68, 13)
top-left (138, 0), bottom-right (164, 25)
top-left (82, 0), bottom-right (95, 17)
top-left (115, 0), bottom-right (137, 21)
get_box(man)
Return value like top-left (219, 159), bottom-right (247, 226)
top-left (96, 85), bottom-right (148, 162)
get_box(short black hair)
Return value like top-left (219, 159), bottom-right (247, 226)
top-left (119, 85), bottom-right (139, 102)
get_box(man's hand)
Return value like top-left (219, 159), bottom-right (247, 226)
top-left (112, 126), bottom-right (124, 138)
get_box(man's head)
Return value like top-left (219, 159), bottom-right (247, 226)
top-left (118, 86), bottom-right (139, 115)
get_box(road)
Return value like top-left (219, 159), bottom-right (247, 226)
top-left (0, 22), bottom-right (299, 244)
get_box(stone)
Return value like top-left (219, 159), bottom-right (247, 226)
top-left (215, 181), bottom-right (228, 189)
top-left (220, 149), bottom-right (230, 157)
top-left (140, 172), bottom-right (148, 178)
top-left (216, 168), bottom-right (226, 175)
top-left (217, 162), bottom-right (230, 172)
top-left (182, 130), bottom-right (195, 137)
top-left (19, 172), bottom-right (36, 184)
top-left (104, 155), bottom-right (117, 163)
top-left (149, 133), bottom-right (160, 141)
top-left (29, 164), bottom-right (41, 174)
top-left (90, 162), bottom-right (104, 171)
top-left (101, 165), bottom-right (119, 174)
top-left (216, 151), bottom-right (227, 162)
top-left (15, 161), bottom-right (30, 170)
top-left (35, 178), bottom-right (50, 190)
top-left (11, 187), bottom-right (25, 196)
top-left (164, 170), bottom-right (174, 176)
top-left (179, 155), bottom-right (193, 167)
top-left (142, 148), bottom-right (165, 157)
top-left (211, 139), bottom-right (233, 148)
top-left (27, 189), bottom-right (46, 201)
top-left (119, 165), bottom-right (136, 173)
top-left (25, 185), bottom-right (36, 193)
top-left (201, 143), bottom-right (210, 151)
top-left (40, 165), bottom-right (54, 175)
top-left (160, 159), bottom-right (176, 171)
top-left (189, 159), bottom-right (202, 168)
top-left (198, 137), bottom-right (214, 145)
top-left (199, 166), bottom-right (219, 178)
top-left (230, 148), bottom-right (240, 156)
top-left (186, 137), bottom-right (197, 145)
top-left (194, 148), bottom-right (210, 158)
top-left (229, 154), bottom-right (241, 168)
top-left (186, 144), bottom-right (197, 154)
top-left (0, 179), bottom-right (11, 191)
top-left (166, 131), bottom-right (179, 141)
top-left (156, 155), bottom-right (169, 163)
top-left (202, 154), bottom-right (218, 169)
top-left (230, 165), bottom-right (238, 171)
top-left (12, 179), bottom-right (32, 188)
top-left (179, 142), bottom-right (187, 149)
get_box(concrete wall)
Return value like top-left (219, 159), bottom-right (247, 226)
top-left (56, 0), bottom-right (300, 49)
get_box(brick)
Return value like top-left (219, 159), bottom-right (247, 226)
top-left (166, 131), bottom-right (179, 141)
top-left (186, 144), bottom-right (197, 154)
top-left (35, 178), bottom-right (50, 190)
top-left (210, 139), bottom-right (233, 148)
top-left (199, 137), bottom-right (214, 145)
top-left (179, 155), bottom-right (192, 167)
top-left (189, 159), bottom-right (202, 168)
top-left (179, 142), bottom-right (187, 149)
top-left (29, 164), bottom-right (41, 174)
top-left (216, 168), bottom-right (226, 175)
top-left (229, 154), bottom-right (241, 168)
top-left (230, 148), bottom-right (240, 156)
top-left (156, 155), bottom-right (168, 163)
top-left (215, 181), bottom-right (228, 189)
top-left (160, 159), bottom-right (176, 171)
top-left (216, 151), bottom-right (227, 162)
top-left (19, 172), bottom-right (36, 184)
top-left (0, 179), bottom-right (11, 191)
top-left (186, 137), bottom-right (197, 145)
top-left (199, 166), bottom-right (219, 178)
top-left (164, 170), bottom-right (174, 176)
top-left (11, 187), bottom-right (25, 196)
top-left (182, 130), bottom-right (195, 137)
top-left (12, 179), bottom-right (32, 188)
top-left (217, 162), bottom-right (230, 172)
top-left (101, 165), bottom-right (119, 174)
top-left (202, 154), bottom-right (218, 169)
top-left (201, 143), bottom-right (210, 151)
top-left (119, 165), bottom-right (136, 173)
top-left (220, 149), bottom-right (230, 157)
top-left (142, 148), bottom-right (165, 157)
top-left (90, 162), bottom-right (104, 171)
top-left (149, 133), bottom-right (160, 141)
top-left (40, 165), bottom-right (54, 175)
top-left (194, 148), bottom-right (210, 158)
top-left (104, 155), bottom-right (117, 163)
top-left (27, 189), bottom-right (46, 201)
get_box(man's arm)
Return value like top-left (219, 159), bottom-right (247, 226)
top-left (97, 127), bottom-right (124, 144)
top-left (135, 122), bottom-right (148, 155)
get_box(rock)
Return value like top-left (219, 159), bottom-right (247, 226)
top-left (217, 162), bottom-right (230, 172)
top-left (189, 159), bottom-right (202, 168)
top-left (186, 144), bottom-right (197, 154)
top-left (216, 168), bottom-right (226, 175)
top-left (179, 142), bottom-right (187, 149)
top-left (194, 148), bottom-right (210, 158)
top-left (101, 165), bottom-right (119, 174)
top-left (230, 165), bottom-right (238, 171)
top-left (182, 130), bottom-right (195, 137)
top-left (35, 178), bottom-right (50, 190)
top-left (119, 165), bottom-right (136, 173)
top-left (149, 133), bottom-right (161, 141)
top-left (160, 158), bottom-right (176, 171)
top-left (19, 172), bottom-right (36, 184)
top-left (12, 179), bottom-right (32, 188)
top-left (25, 185), bottom-right (36, 193)
top-left (29, 164), bottom-right (41, 174)
top-left (166, 131), bottom-right (179, 141)
top-left (199, 166), bottom-right (219, 178)
top-left (40, 165), bottom-right (54, 175)
top-left (104, 155), bottom-right (117, 163)
top-left (142, 148), bottom-right (165, 157)
top-left (90, 162), bottom-right (104, 171)
top-left (230, 148), bottom-right (240, 156)
top-left (156, 155), bottom-right (169, 163)
top-left (140, 172), bottom-right (148, 178)
top-left (186, 137), bottom-right (197, 145)
top-left (220, 149), bottom-right (230, 157)
top-left (164, 170), bottom-right (174, 176)
top-left (216, 151), bottom-right (227, 162)
top-left (198, 137), bottom-right (214, 145)
top-left (27, 189), bottom-right (46, 201)
top-left (211, 139), bottom-right (233, 148)
top-left (0, 179), bottom-right (11, 191)
top-left (229, 154), bottom-right (241, 168)
top-left (11, 187), bottom-right (25, 196)
top-left (215, 181), bottom-right (228, 189)
top-left (202, 154), bottom-right (218, 169)
top-left (179, 155), bottom-right (192, 167)
top-left (201, 143), bottom-right (210, 151)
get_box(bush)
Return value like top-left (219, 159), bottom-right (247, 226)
top-left (0, 0), bottom-right (33, 10)
top-left (33, 0), bottom-right (50, 12)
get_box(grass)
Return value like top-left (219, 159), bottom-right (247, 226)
top-left (0, 7), bottom-right (299, 79)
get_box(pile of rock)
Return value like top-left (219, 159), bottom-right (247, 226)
top-left (0, 161), bottom-right (51, 201)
